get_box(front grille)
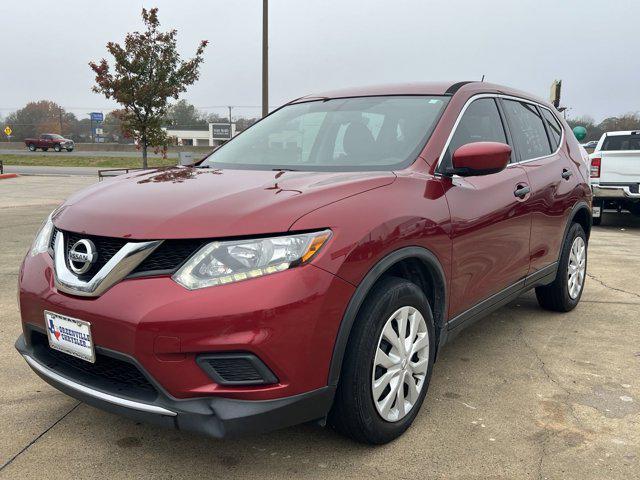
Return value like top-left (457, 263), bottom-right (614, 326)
top-left (130, 239), bottom-right (205, 275)
top-left (30, 330), bottom-right (157, 401)
top-left (52, 228), bottom-right (205, 279)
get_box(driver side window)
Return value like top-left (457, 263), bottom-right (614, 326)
top-left (440, 98), bottom-right (508, 172)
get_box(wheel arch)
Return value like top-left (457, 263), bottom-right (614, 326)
top-left (566, 201), bottom-right (592, 243)
top-left (327, 246), bottom-right (447, 387)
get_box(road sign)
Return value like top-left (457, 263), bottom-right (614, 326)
top-left (95, 128), bottom-right (104, 135)
top-left (90, 112), bottom-right (104, 122)
top-left (3, 126), bottom-right (12, 136)
top-left (550, 80), bottom-right (562, 108)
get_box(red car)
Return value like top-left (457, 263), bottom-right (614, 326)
top-left (16, 82), bottom-right (591, 444)
top-left (25, 133), bottom-right (75, 152)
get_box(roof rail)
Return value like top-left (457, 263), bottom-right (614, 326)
top-left (445, 81), bottom-right (476, 95)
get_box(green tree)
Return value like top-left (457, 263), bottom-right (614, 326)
top-left (4, 100), bottom-right (76, 141)
top-left (165, 100), bottom-right (207, 129)
top-left (89, 7), bottom-right (208, 168)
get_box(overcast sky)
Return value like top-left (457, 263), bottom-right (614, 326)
top-left (0, 0), bottom-right (637, 122)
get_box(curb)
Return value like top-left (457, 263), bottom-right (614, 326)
top-left (0, 173), bottom-right (18, 180)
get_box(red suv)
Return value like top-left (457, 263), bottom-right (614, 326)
top-left (16, 82), bottom-right (591, 444)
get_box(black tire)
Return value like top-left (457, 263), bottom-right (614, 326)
top-left (535, 222), bottom-right (587, 312)
top-left (329, 276), bottom-right (435, 444)
top-left (28, 144), bottom-right (36, 152)
top-left (628, 202), bottom-right (640, 217)
top-left (53, 144), bottom-right (61, 152)
top-left (66, 148), bottom-right (74, 152)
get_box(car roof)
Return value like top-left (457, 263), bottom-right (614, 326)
top-left (292, 81), bottom-right (551, 107)
top-left (602, 130), bottom-right (640, 136)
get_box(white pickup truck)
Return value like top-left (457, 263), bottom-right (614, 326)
top-left (589, 130), bottom-right (640, 225)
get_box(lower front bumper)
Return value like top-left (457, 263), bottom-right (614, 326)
top-left (16, 334), bottom-right (335, 438)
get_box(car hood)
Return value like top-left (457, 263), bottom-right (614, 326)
top-left (54, 167), bottom-right (396, 239)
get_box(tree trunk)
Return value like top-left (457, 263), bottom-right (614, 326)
top-left (141, 137), bottom-right (148, 169)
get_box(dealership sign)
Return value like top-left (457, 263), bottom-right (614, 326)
top-left (210, 123), bottom-right (232, 140)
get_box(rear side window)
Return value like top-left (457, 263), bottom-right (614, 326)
top-left (441, 98), bottom-right (507, 171)
top-left (541, 108), bottom-right (562, 150)
top-left (503, 100), bottom-right (552, 161)
top-left (601, 134), bottom-right (640, 151)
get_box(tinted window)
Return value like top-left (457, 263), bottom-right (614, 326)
top-left (441, 98), bottom-right (507, 171)
top-left (503, 100), bottom-right (552, 160)
top-left (200, 96), bottom-right (449, 171)
top-left (601, 134), bottom-right (640, 151)
top-left (541, 108), bottom-right (562, 150)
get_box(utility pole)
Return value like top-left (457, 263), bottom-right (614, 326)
top-left (228, 106), bottom-right (233, 125)
top-left (262, 0), bottom-right (269, 118)
top-left (59, 107), bottom-right (63, 135)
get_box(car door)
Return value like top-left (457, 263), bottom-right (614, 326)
top-left (500, 100), bottom-right (577, 274)
top-left (439, 97), bottom-right (532, 319)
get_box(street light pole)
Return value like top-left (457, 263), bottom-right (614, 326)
top-left (262, 0), bottom-right (268, 118)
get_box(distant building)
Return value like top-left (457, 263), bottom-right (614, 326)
top-left (164, 123), bottom-right (237, 147)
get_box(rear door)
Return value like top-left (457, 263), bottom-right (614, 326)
top-left (501, 99), bottom-right (578, 274)
top-left (440, 97), bottom-right (532, 318)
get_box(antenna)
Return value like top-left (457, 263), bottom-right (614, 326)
top-left (481, 75), bottom-right (485, 82)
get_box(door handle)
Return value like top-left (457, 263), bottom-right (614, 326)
top-left (514, 185), bottom-right (530, 198)
top-left (562, 169), bottom-right (573, 180)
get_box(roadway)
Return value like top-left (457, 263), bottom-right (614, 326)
top-left (0, 149), bottom-right (179, 158)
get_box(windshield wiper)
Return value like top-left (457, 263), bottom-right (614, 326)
top-left (271, 168), bottom-right (299, 172)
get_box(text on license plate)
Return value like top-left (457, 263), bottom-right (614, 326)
top-left (45, 311), bottom-right (95, 363)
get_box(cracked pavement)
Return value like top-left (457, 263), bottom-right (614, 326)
top-left (1, 175), bottom-right (639, 479)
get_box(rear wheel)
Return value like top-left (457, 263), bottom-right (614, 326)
top-left (535, 222), bottom-right (587, 312)
top-left (329, 276), bottom-right (435, 444)
top-left (28, 144), bottom-right (36, 152)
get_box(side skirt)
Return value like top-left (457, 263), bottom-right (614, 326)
top-left (444, 262), bottom-right (558, 340)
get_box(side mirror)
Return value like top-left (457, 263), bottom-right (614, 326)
top-left (450, 142), bottom-right (511, 177)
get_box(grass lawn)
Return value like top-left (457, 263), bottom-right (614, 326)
top-left (0, 154), bottom-right (177, 168)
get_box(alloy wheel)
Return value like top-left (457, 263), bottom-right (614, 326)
top-left (371, 306), bottom-right (429, 422)
top-left (568, 236), bottom-right (586, 299)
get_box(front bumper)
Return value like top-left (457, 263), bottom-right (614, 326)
top-left (18, 252), bottom-right (354, 401)
top-left (16, 333), bottom-right (335, 438)
top-left (592, 184), bottom-right (640, 199)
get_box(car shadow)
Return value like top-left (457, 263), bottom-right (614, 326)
top-left (595, 210), bottom-right (640, 229)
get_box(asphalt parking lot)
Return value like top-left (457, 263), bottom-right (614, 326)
top-left (1, 175), bottom-right (639, 480)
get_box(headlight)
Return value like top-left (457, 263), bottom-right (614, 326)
top-left (30, 212), bottom-right (55, 257)
top-left (172, 229), bottom-right (331, 290)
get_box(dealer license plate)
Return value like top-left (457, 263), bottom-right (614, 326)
top-left (45, 311), bottom-right (95, 363)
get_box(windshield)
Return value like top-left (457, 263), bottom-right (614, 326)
top-left (49, 134), bottom-right (64, 140)
top-left (199, 96), bottom-right (449, 171)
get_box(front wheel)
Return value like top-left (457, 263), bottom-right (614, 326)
top-left (53, 144), bottom-right (61, 152)
top-left (329, 276), bottom-right (435, 444)
top-left (535, 222), bottom-right (587, 312)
